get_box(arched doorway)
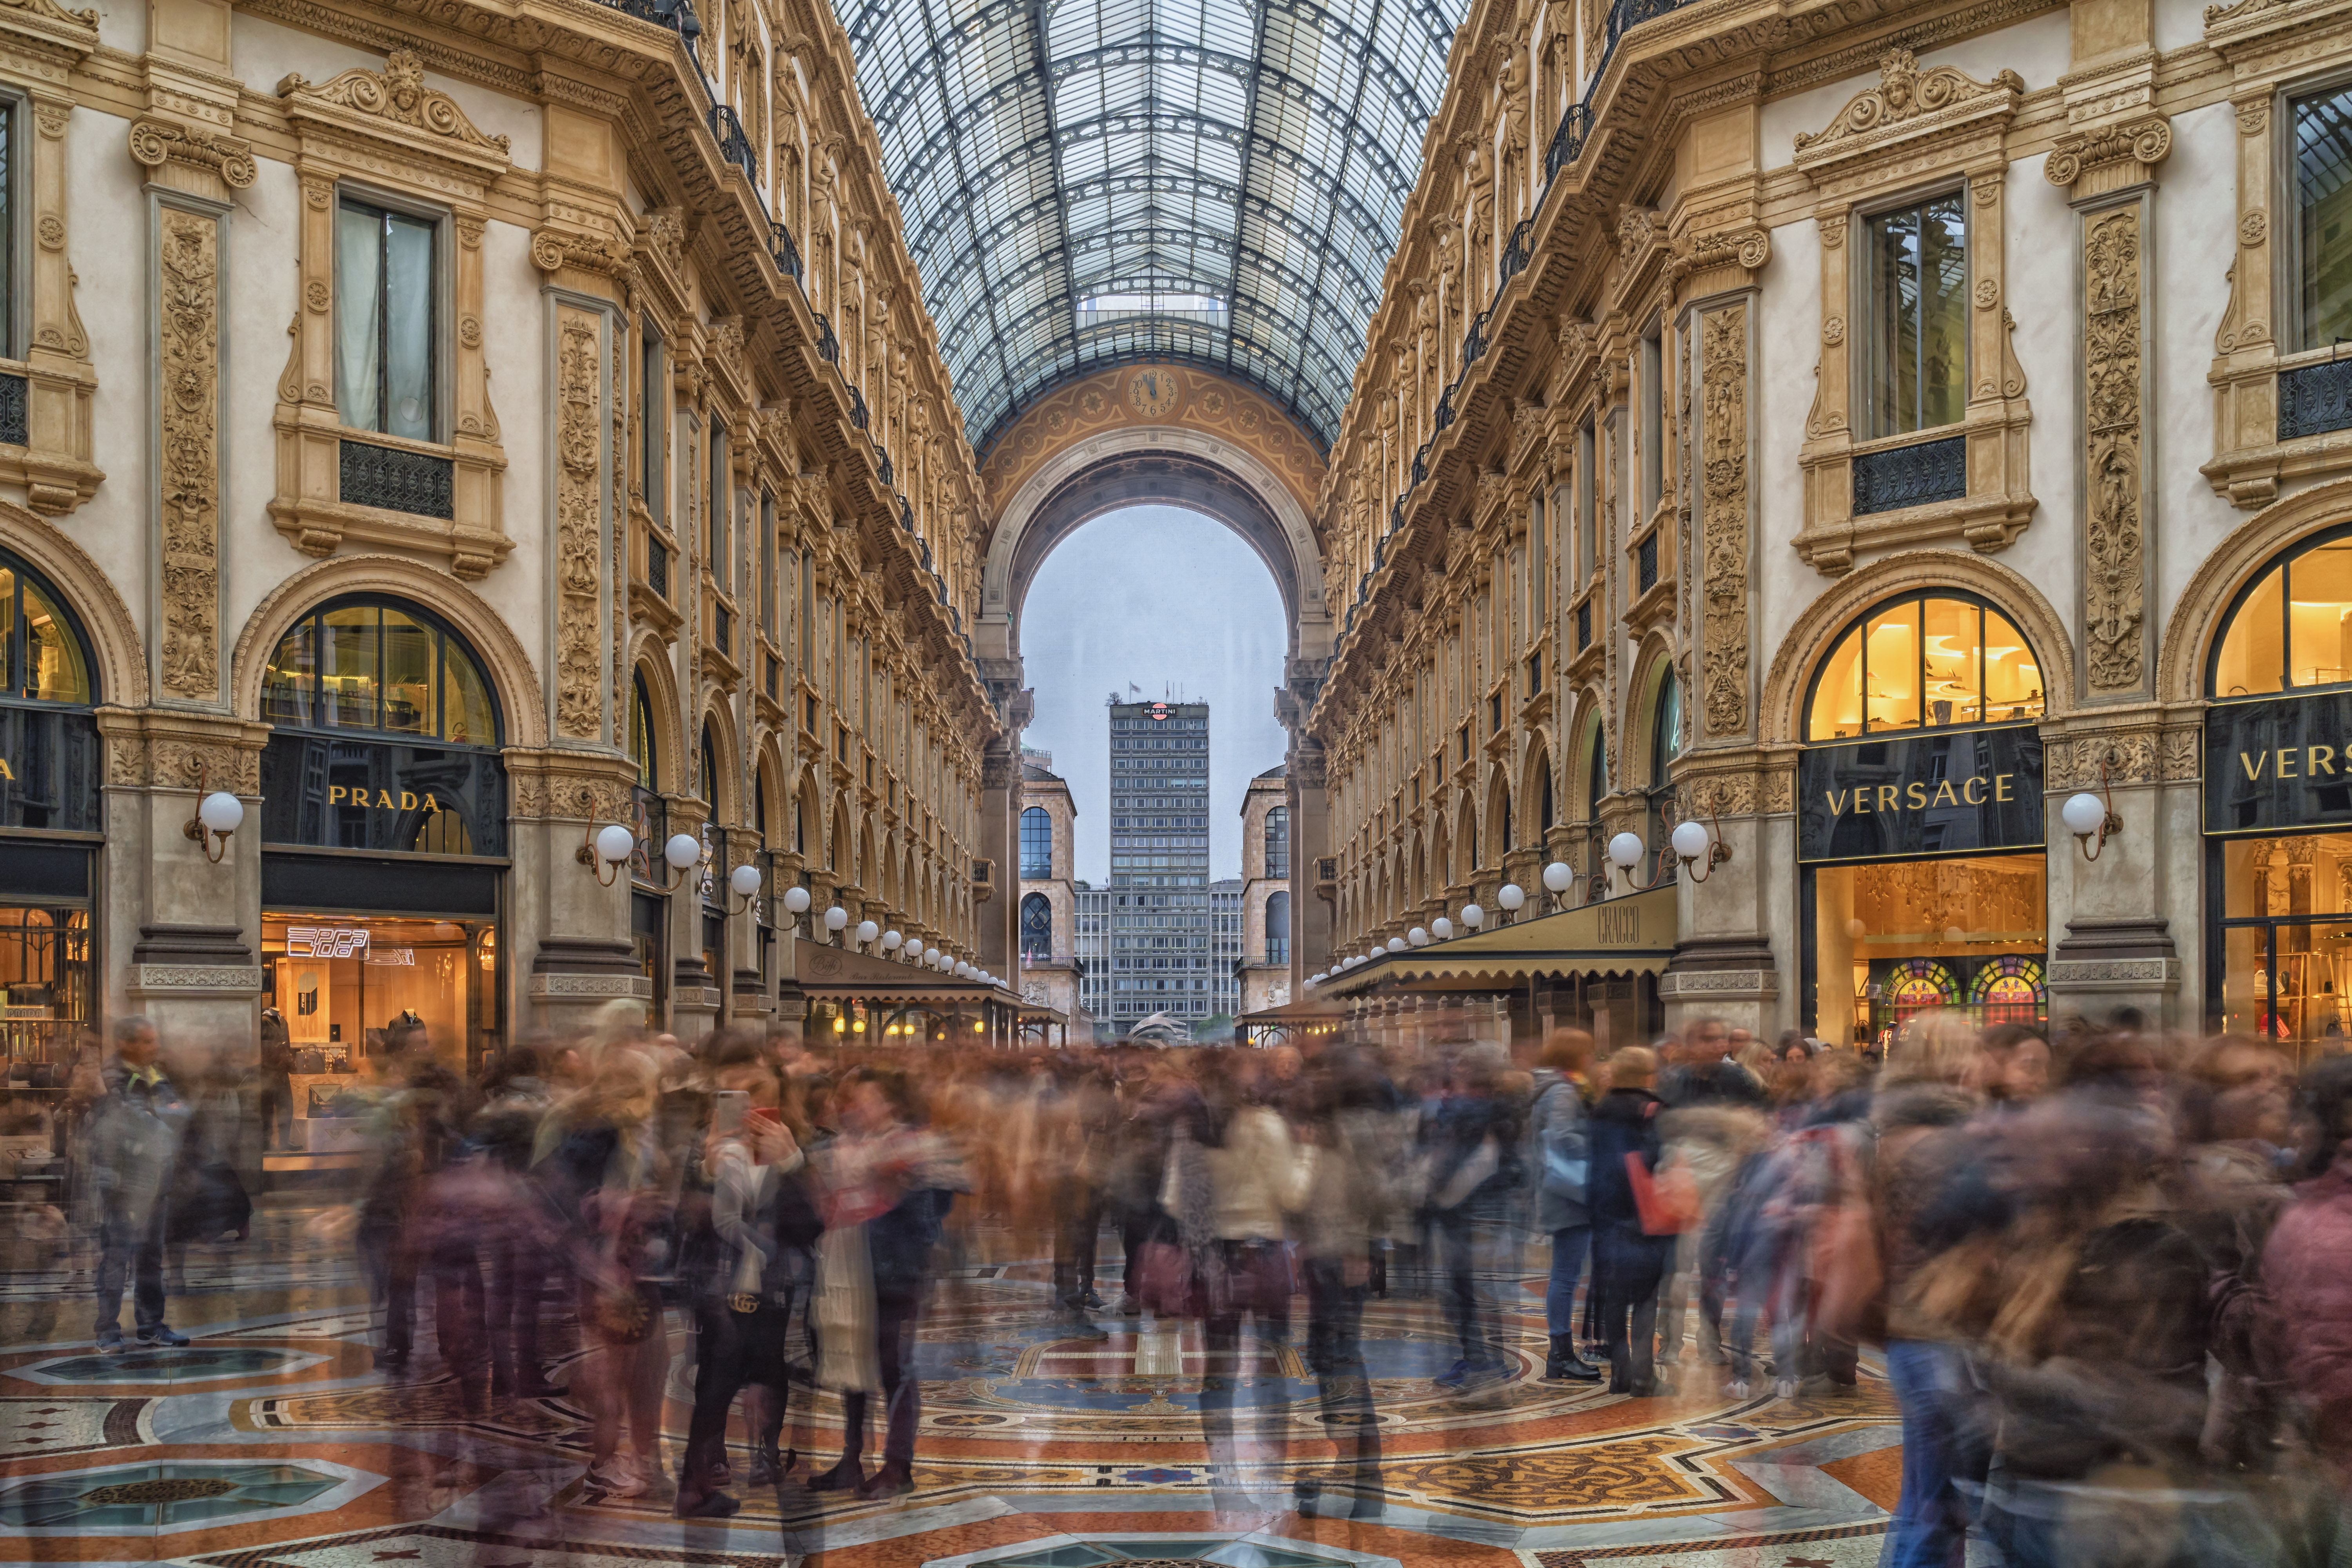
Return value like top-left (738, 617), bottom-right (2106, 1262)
top-left (0, 546), bottom-right (101, 1070)
top-left (256, 594), bottom-right (508, 1073)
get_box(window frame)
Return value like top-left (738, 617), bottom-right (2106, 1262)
top-left (2285, 70), bottom-right (2352, 354)
top-left (332, 185), bottom-right (452, 444)
top-left (640, 318), bottom-right (666, 527)
top-left (2207, 520), bottom-right (2352, 701)
top-left (1857, 184), bottom-right (1973, 440)
top-left (1019, 805), bottom-right (1053, 880)
top-left (0, 90), bottom-right (25, 365)
top-left (1802, 588), bottom-right (2045, 741)
top-left (261, 593), bottom-right (501, 748)
top-left (0, 544), bottom-right (96, 708)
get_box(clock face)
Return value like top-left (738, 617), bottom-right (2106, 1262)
top-left (1127, 367), bottom-right (1180, 419)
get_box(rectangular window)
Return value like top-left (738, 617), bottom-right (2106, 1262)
top-left (1575, 421), bottom-right (1595, 582)
top-left (1865, 192), bottom-right (1969, 437)
top-left (0, 101), bottom-right (19, 361)
top-left (1528, 492), bottom-right (1546, 632)
top-left (336, 198), bottom-right (438, 440)
top-left (640, 321), bottom-right (664, 526)
top-left (1639, 327), bottom-right (1663, 513)
top-left (2298, 85), bottom-right (2352, 348)
top-left (760, 491), bottom-right (776, 637)
top-left (708, 420), bottom-right (730, 595)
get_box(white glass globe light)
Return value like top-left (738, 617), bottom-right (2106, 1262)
top-left (663, 833), bottom-right (701, 869)
top-left (1432, 916), bottom-right (1454, 941)
top-left (781, 886), bottom-right (812, 915)
top-left (1386, 936), bottom-right (1406, 953)
top-left (2061, 792), bottom-right (2107, 838)
top-left (595, 823), bottom-right (636, 865)
top-left (1461, 903), bottom-right (1485, 929)
top-left (1408, 926), bottom-right (1429, 947)
top-left (822, 904), bottom-right (848, 931)
top-left (1670, 819), bottom-right (1711, 862)
top-left (1542, 861), bottom-right (1574, 893)
top-left (198, 791), bottom-right (244, 835)
top-left (1497, 883), bottom-right (1525, 911)
top-left (855, 919), bottom-right (879, 946)
top-left (956, 960), bottom-right (973, 978)
top-left (1607, 831), bottom-right (1646, 870)
top-left (729, 863), bottom-right (763, 898)
top-left (882, 929), bottom-right (903, 951)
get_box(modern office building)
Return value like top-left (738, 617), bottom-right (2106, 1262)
top-left (1074, 882), bottom-right (1110, 1034)
top-left (1208, 877), bottom-right (1244, 1026)
top-left (1105, 699), bottom-right (1214, 1032)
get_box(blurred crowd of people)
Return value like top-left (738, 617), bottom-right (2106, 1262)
top-left (24, 1003), bottom-right (2352, 1566)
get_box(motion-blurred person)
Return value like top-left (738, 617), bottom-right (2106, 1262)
top-left (2262, 1055), bottom-right (2352, 1486)
top-left (678, 1040), bottom-right (808, 1519)
top-left (257, 1008), bottom-right (294, 1151)
top-left (356, 1056), bottom-right (464, 1373)
top-left (808, 1065), bottom-right (965, 1500)
top-left (1586, 1045), bottom-right (1674, 1396)
top-left (470, 1045), bottom-right (560, 1398)
top-left (1044, 1050), bottom-right (1114, 1337)
top-left (1421, 1041), bottom-right (1518, 1391)
top-left (85, 1016), bottom-right (190, 1351)
top-left (1528, 1031), bottom-right (1600, 1382)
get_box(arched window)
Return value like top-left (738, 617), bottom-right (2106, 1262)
top-left (262, 597), bottom-right (498, 745)
top-left (1646, 670), bottom-right (1682, 882)
top-left (700, 723), bottom-right (720, 809)
top-left (1806, 591), bottom-right (2043, 740)
top-left (629, 670), bottom-right (656, 789)
top-left (1020, 806), bottom-right (1052, 879)
top-left (1264, 806), bottom-right (1289, 877)
top-left (1020, 891), bottom-right (1052, 960)
top-left (1265, 890), bottom-right (1290, 965)
top-left (1582, 715), bottom-right (1608, 903)
top-left (0, 547), bottom-right (100, 833)
top-left (2211, 526), bottom-right (2352, 697)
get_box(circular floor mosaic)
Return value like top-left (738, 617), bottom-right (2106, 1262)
top-left (0, 1461), bottom-right (339, 1529)
top-left (18, 1346), bottom-right (318, 1385)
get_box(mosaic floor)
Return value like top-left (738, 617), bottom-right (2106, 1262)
top-left (0, 1197), bottom-right (1906, 1568)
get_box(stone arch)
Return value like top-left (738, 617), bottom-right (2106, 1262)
top-left (754, 736), bottom-right (789, 849)
top-left (1760, 550), bottom-right (2074, 746)
top-left (791, 764), bottom-right (820, 857)
top-left (1520, 732), bottom-right (1556, 840)
top-left (1409, 837), bottom-right (1426, 907)
top-left (1568, 689), bottom-right (1608, 815)
top-left (1485, 765), bottom-right (1514, 862)
top-left (698, 701), bottom-right (742, 822)
top-left (1625, 635), bottom-right (1679, 792)
top-left (0, 500), bottom-right (147, 709)
top-left (829, 797), bottom-right (853, 884)
top-left (1430, 812), bottom-right (1452, 892)
top-left (2158, 478), bottom-right (2352, 703)
top-left (1456, 795), bottom-right (1479, 875)
top-left (625, 637), bottom-right (685, 794)
top-left (232, 554), bottom-right (547, 748)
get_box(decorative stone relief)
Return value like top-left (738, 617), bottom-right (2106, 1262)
top-left (275, 51), bottom-right (511, 160)
top-left (1700, 303), bottom-right (1749, 739)
top-left (1793, 49), bottom-right (2024, 162)
top-left (554, 310), bottom-right (604, 741)
top-left (2083, 205), bottom-right (2149, 695)
top-left (157, 207), bottom-right (221, 704)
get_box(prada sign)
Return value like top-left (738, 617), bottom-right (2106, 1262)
top-left (260, 733), bottom-right (507, 857)
top-left (1797, 725), bottom-right (2044, 864)
top-left (2204, 693), bottom-right (2352, 835)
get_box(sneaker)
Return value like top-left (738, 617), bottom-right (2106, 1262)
top-left (1116, 1294), bottom-right (1143, 1316)
top-left (1432, 1357), bottom-right (1472, 1388)
top-left (1082, 1289), bottom-right (1106, 1308)
top-left (1062, 1314), bottom-right (1110, 1341)
top-left (1773, 1377), bottom-right (1798, 1401)
top-left (136, 1327), bottom-right (189, 1348)
top-left (1724, 1377), bottom-right (1752, 1399)
top-left (96, 1333), bottom-right (125, 1355)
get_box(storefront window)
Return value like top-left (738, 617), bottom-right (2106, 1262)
top-left (2214, 832), bottom-right (2352, 1053)
top-left (1812, 853), bottom-right (2047, 1048)
top-left (1806, 593), bottom-right (2043, 740)
top-left (261, 915), bottom-right (495, 1069)
top-left (0, 906), bottom-right (89, 1068)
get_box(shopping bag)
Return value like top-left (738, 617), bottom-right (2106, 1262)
top-left (1625, 1151), bottom-right (1700, 1236)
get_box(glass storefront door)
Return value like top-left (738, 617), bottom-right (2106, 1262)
top-left (2214, 833), bottom-right (2352, 1061)
top-left (1808, 851), bottom-right (2049, 1047)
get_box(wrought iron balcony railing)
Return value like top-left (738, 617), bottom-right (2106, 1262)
top-left (709, 104), bottom-right (756, 185)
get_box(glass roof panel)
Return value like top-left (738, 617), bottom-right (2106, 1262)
top-left (828, 0), bottom-right (1468, 453)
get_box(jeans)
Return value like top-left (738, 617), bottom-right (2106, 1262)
top-left (1544, 1225), bottom-right (1590, 1338)
top-left (683, 1296), bottom-right (791, 1497)
top-left (1434, 1205), bottom-right (1505, 1369)
top-left (1303, 1255), bottom-right (1382, 1499)
top-left (95, 1209), bottom-right (168, 1340)
top-left (1883, 1338), bottom-right (1987, 1568)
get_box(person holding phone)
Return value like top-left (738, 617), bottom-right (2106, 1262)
top-left (677, 1039), bottom-right (805, 1519)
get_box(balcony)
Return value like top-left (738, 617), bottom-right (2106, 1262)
top-left (709, 104), bottom-right (756, 185)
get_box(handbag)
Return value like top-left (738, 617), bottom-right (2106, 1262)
top-left (1134, 1239), bottom-right (1197, 1316)
top-left (1536, 1085), bottom-right (1590, 1206)
top-left (1624, 1151), bottom-right (1701, 1236)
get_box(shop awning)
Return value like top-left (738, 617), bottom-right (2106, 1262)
top-left (1313, 886), bottom-right (1679, 998)
top-left (786, 939), bottom-right (1019, 1005)
top-left (1236, 996), bottom-right (1349, 1043)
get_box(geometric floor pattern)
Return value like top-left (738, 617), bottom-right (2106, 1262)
top-left (0, 1194), bottom-right (1905, 1568)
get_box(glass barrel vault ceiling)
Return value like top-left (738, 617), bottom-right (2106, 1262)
top-left (828, 0), bottom-right (1470, 454)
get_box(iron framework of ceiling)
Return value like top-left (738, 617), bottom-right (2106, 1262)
top-left (828, 0), bottom-right (1468, 458)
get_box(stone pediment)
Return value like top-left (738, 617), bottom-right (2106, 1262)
top-left (1793, 49), bottom-right (2022, 174)
top-left (277, 50), bottom-right (511, 178)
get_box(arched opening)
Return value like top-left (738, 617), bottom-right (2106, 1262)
top-left (2206, 522), bottom-right (2352, 1049)
top-left (1644, 668), bottom-right (1682, 884)
top-left (1020, 891), bottom-right (1052, 962)
top-left (0, 546), bottom-right (100, 1064)
top-left (256, 592), bottom-right (510, 1071)
top-left (1020, 805), bottom-right (1053, 879)
top-left (1800, 590), bottom-right (2049, 1048)
top-left (1263, 805), bottom-right (1288, 878)
top-left (1579, 708), bottom-right (1607, 903)
top-left (1265, 889), bottom-right (1290, 965)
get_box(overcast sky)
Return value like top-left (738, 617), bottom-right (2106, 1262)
top-left (1020, 506), bottom-right (1289, 884)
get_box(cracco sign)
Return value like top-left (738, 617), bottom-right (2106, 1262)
top-left (1797, 725), bottom-right (2045, 864)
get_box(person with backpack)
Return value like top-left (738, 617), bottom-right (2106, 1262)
top-left (1528, 1031), bottom-right (1601, 1382)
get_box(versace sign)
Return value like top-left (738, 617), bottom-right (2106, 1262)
top-left (1797, 726), bottom-right (2045, 864)
top-left (2204, 693), bottom-right (2352, 835)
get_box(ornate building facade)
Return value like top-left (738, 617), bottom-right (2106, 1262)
top-left (0, 0), bottom-right (1021, 1079)
top-left (1305, 0), bottom-right (2352, 1053)
top-left (1015, 749), bottom-right (1084, 1030)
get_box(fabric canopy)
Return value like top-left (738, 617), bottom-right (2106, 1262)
top-left (1313, 886), bottom-right (1678, 998)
